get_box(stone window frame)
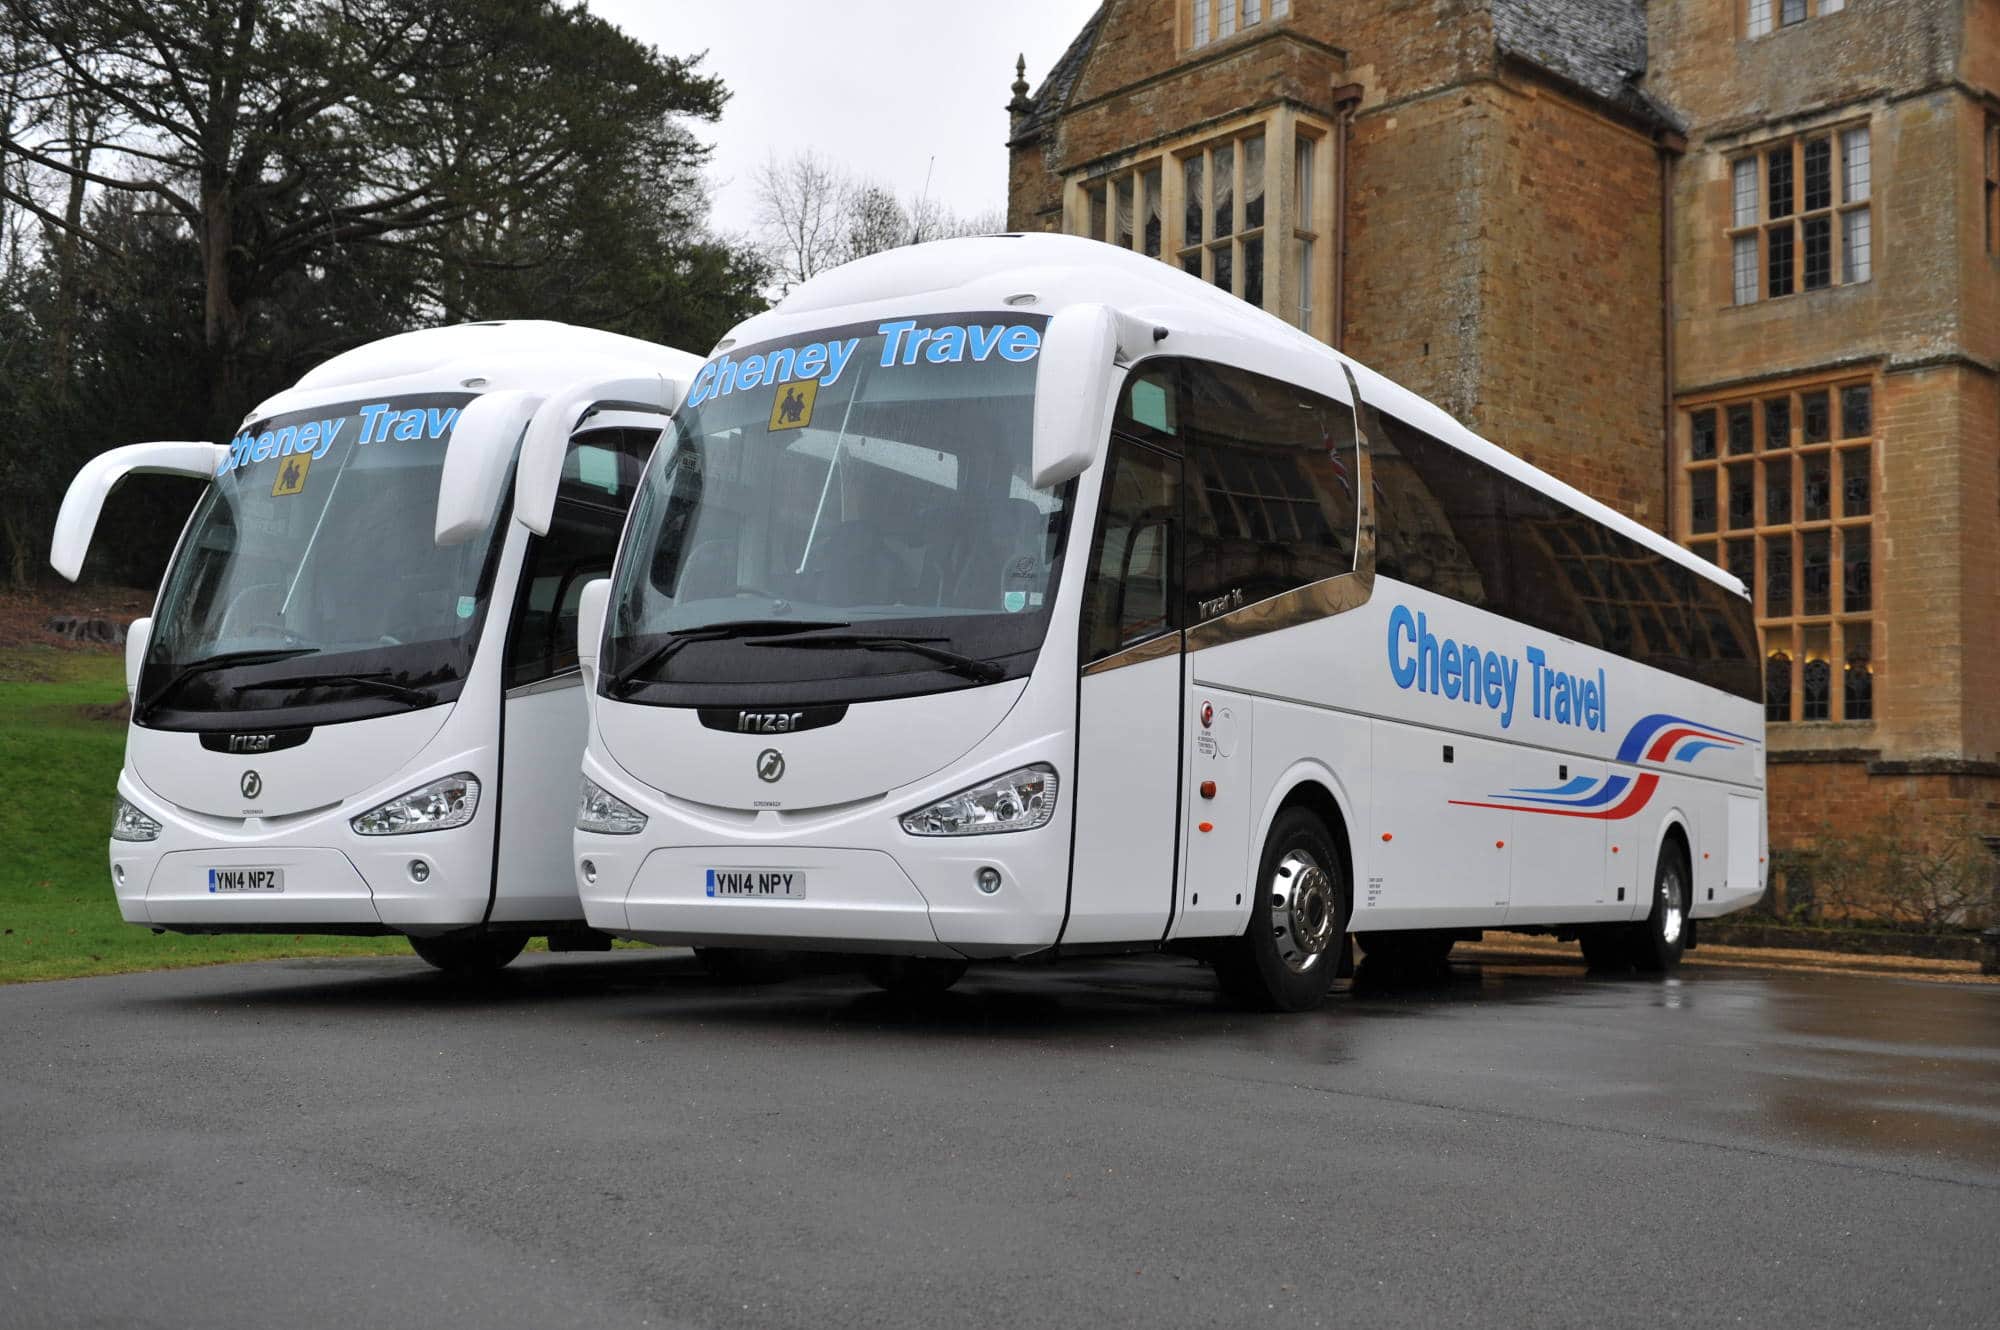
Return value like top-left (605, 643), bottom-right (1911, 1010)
top-left (1679, 374), bottom-right (1878, 726)
top-left (1293, 128), bottom-right (1324, 336)
top-left (1080, 161), bottom-right (1167, 260)
top-left (1745, 0), bottom-right (1846, 39)
top-left (1064, 109), bottom-right (1337, 340)
top-left (1725, 121), bottom-right (1871, 306)
top-left (1177, 127), bottom-right (1269, 308)
top-left (1186, 0), bottom-right (1289, 51)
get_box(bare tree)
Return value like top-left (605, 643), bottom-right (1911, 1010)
top-left (909, 198), bottom-right (1003, 245)
top-left (754, 148), bottom-right (1008, 289)
top-left (844, 182), bottom-right (908, 260)
top-left (753, 148), bottom-right (851, 291)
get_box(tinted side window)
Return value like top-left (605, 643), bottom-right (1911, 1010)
top-left (508, 429), bottom-right (656, 686)
top-left (1183, 361), bottom-right (1358, 621)
top-left (1080, 442), bottom-right (1180, 662)
top-left (1371, 412), bottom-right (1500, 608)
top-left (1115, 365), bottom-right (1180, 443)
top-left (1686, 571), bottom-right (1760, 699)
top-left (558, 426), bottom-right (655, 510)
top-left (1377, 408), bottom-right (1759, 703)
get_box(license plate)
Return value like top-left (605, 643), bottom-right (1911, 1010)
top-left (705, 868), bottom-right (806, 899)
top-left (208, 867), bottom-right (284, 894)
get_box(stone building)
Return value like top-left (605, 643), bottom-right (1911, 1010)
top-left (1005, 0), bottom-right (1999, 860)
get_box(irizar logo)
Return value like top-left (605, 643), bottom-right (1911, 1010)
top-left (756, 749), bottom-right (785, 783)
top-left (240, 770), bottom-right (263, 799)
top-left (738, 711), bottom-right (805, 734)
top-left (228, 733), bottom-right (277, 754)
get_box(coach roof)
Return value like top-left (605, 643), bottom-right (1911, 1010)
top-left (723, 234), bottom-right (1740, 600)
top-left (245, 320), bottom-right (700, 426)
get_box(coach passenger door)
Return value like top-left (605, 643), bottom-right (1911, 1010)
top-left (1064, 371), bottom-right (1185, 946)
top-left (493, 424), bottom-right (656, 924)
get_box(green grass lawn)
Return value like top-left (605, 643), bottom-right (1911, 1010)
top-left (0, 646), bottom-right (407, 982)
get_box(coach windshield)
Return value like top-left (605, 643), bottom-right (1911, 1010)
top-left (605, 314), bottom-right (1072, 706)
top-left (136, 393), bottom-right (504, 729)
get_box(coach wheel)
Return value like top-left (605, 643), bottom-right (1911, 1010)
top-left (1629, 846), bottom-right (1690, 973)
top-left (1219, 807), bottom-right (1347, 1012)
top-left (408, 930), bottom-right (528, 975)
top-left (863, 956), bottom-right (968, 996)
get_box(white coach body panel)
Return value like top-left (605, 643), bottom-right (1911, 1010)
top-left (597, 683), bottom-right (1027, 815)
top-left (582, 234), bottom-right (1766, 967)
top-left (88, 321), bottom-right (701, 939)
top-left (126, 706), bottom-right (453, 820)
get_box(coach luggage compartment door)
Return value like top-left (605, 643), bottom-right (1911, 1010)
top-left (1065, 438), bottom-right (1185, 946)
top-left (1501, 755), bottom-right (1614, 925)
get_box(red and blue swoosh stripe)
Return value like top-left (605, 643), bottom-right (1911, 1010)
top-left (1448, 713), bottom-right (1754, 821)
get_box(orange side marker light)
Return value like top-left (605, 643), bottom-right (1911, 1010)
top-left (1197, 821), bottom-right (1214, 834)
top-left (1495, 840), bottom-right (1506, 849)
top-left (1381, 832), bottom-right (1393, 842)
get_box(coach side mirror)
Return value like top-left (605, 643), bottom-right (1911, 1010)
top-left (436, 390), bottom-right (543, 546)
top-left (1033, 303), bottom-right (1141, 491)
top-left (575, 579), bottom-right (610, 689)
top-left (124, 617), bottom-right (152, 702)
top-left (515, 375), bottom-right (681, 537)
top-left (50, 441), bottom-right (228, 582)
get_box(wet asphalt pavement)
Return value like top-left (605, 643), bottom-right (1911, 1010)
top-left (1, 948), bottom-right (1995, 1330)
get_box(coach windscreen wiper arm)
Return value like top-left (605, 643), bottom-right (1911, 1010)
top-left (748, 633), bottom-right (1006, 684)
top-left (136, 647), bottom-right (321, 719)
top-left (606, 619), bottom-right (851, 695)
top-left (232, 671), bottom-right (437, 705)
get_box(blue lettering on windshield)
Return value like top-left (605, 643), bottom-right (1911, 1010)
top-left (686, 319), bottom-right (1042, 411)
top-left (216, 402), bottom-right (459, 477)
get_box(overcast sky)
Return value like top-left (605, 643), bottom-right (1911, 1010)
top-left (583, 1), bottom-right (1099, 239)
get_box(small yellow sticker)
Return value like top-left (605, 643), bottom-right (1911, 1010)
top-left (768, 380), bottom-right (818, 432)
top-left (271, 453), bottom-right (312, 496)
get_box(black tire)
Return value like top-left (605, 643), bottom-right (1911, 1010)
top-left (1216, 807), bottom-right (1349, 1012)
top-left (863, 956), bottom-right (968, 996)
top-left (1356, 929), bottom-right (1456, 970)
top-left (1629, 843), bottom-right (1691, 973)
top-left (694, 946), bottom-right (797, 985)
top-left (407, 930), bottom-right (528, 974)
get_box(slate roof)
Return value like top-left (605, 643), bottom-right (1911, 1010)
top-left (1012, 1), bottom-right (1682, 141)
top-left (1491, 0), bottom-right (1683, 131)
top-left (1009, 3), bottom-right (1108, 143)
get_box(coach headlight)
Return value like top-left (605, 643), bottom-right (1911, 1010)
top-left (900, 764), bottom-right (1058, 837)
top-left (350, 773), bottom-right (480, 835)
top-left (576, 776), bottom-right (647, 835)
top-left (112, 796), bottom-right (162, 842)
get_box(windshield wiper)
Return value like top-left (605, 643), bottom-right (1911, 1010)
top-left (136, 647), bottom-right (321, 720)
top-left (748, 633), bottom-right (1007, 684)
top-left (232, 671), bottom-right (437, 706)
top-left (607, 619), bottom-right (851, 696)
